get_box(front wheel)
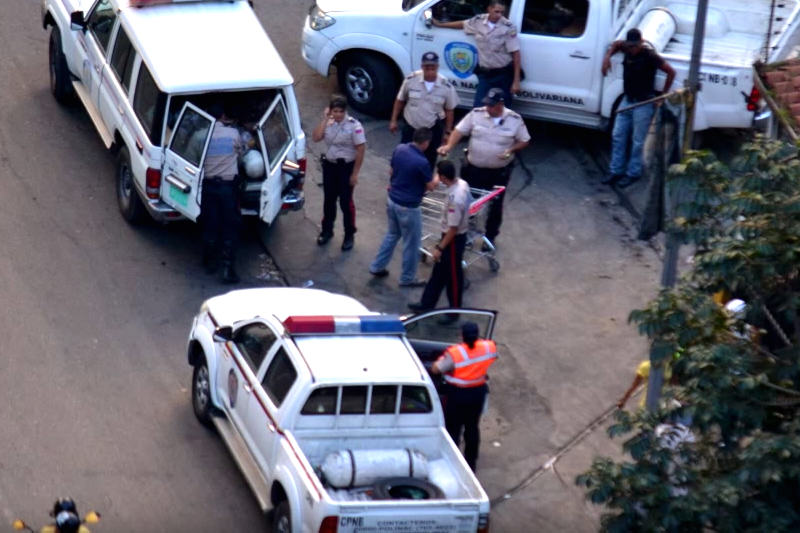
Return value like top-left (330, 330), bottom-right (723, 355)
top-left (337, 54), bottom-right (398, 118)
top-left (49, 27), bottom-right (73, 104)
top-left (116, 146), bottom-right (148, 224)
top-left (192, 359), bottom-right (214, 428)
top-left (272, 501), bottom-right (291, 533)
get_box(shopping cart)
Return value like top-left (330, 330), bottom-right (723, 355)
top-left (419, 185), bottom-right (505, 272)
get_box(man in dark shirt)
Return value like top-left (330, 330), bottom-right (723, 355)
top-left (369, 128), bottom-right (438, 287)
top-left (601, 28), bottom-right (675, 188)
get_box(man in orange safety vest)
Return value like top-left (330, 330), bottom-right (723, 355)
top-left (432, 321), bottom-right (498, 471)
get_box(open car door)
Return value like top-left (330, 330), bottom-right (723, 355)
top-left (403, 309), bottom-right (497, 386)
top-left (256, 94), bottom-right (295, 225)
top-left (161, 102), bottom-right (215, 221)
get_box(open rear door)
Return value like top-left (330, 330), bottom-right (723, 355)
top-left (256, 94), bottom-right (295, 224)
top-left (161, 103), bottom-right (215, 221)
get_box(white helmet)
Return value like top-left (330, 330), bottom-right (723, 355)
top-left (242, 149), bottom-right (265, 179)
top-left (725, 299), bottom-right (747, 319)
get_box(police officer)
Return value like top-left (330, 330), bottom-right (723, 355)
top-left (311, 96), bottom-right (366, 251)
top-left (408, 160), bottom-right (470, 312)
top-left (431, 322), bottom-right (498, 471)
top-left (437, 88), bottom-right (530, 246)
top-left (202, 103), bottom-right (245, 284)
top-left (389, 52), bottom-right (458, 168)
top-left (432, 0), bottom-right (521, 106)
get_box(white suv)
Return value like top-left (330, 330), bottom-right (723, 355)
top-left (42, 0), bottom-right (306, 225)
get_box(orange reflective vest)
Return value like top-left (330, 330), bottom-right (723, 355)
top-left (443, 339), bottom-right (498, 388)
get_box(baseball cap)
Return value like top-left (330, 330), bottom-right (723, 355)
top-left (481, 87), bottom-right (505, 106)
top-left (421, 51), bottom-right (439, 65)
top-left (626, 28), bottom-right (642, 44)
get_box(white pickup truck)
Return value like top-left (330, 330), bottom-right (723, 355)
top-left (302, 0), bottom-right (800, 130)
top-left (41, 0), bottom-right (305, 226)
top-left (188, 288), bottom-right (496, 532)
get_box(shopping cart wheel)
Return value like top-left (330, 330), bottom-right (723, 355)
top-left (488, 257), bottom-right (500, 272)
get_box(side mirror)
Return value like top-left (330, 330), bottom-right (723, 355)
top-left (70, 11), bottom-right (86, 31)
top-left (84, 511), bottom-right (101, 524)
top-left (424, 9), bottom-right (433, 28)
top-left (281, 159), bottom-right (301, 178)
top-left (213, 326), bottom-right (233, 342)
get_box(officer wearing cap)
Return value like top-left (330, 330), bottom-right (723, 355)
top-left (431, 321), bottom-right (498, 471)
top-left (312, 95), bottom-right (366, 251)
top-left (601, 28), bottom-right (675, 188)
top-left (432, 0), bottom-right (521, 106)
top-left (390, 52), bottom-right (458, 168)
top-left (437, 88), bottom-right (530, 245)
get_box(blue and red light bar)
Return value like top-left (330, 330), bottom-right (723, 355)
top-left (283, 315), bottom-right (405, 335)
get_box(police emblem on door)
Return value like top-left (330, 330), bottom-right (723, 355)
top-left (444, 42), bottom-right (478, 79)
top-left (228, 369), bottom-right (238, 408)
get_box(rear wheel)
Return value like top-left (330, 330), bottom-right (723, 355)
top-left (192, 358), bottom-right (214, 428)
top-left (272, 501), bottom-right (291, 533)
top-left (49, 27), bottom-right (73, 104)
top-left (337, 54), bottom-right (398, 117)
top-left (116, 146), bottom-right (148, 224)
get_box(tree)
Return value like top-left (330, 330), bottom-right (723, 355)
top-left (577, 137), bottom-right (800, 532)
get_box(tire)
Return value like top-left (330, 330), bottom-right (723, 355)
top-left (116, 146), bottom-right (148, 225)
top-left (192, 358), bottom-right (214, 428)
top-left (272, 501), bottom-right (291, 533)
top-left (372, 477), bottom-right (445, 500)
top-left (49, 27), bottom-right (73, 104)
top-left (337, 54), bottom-right (398, 118)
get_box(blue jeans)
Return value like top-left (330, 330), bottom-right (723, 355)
top-left (474, 64), bottom-right (514, 108)
top-left (610, 97), bottom-right (655, 178)
top-left (369, 198), bottom-right (422, 284)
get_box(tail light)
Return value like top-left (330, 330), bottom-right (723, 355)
top-left (477, 513), bottom-right (490, 533)
top-left (318, 516), bottom-right (338, 533)
top-left (298, 157), bottom-right (307, 177)
top-left (145, 168), bottom-right (161, 199)
top-left (746, 86), bottom-right (760, 112)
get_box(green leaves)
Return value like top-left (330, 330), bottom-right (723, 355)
top-left (579, 137), bottom-right (800, 531)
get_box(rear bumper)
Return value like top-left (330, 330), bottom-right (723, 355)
top-left (753, 108), bottom-right (776, 134)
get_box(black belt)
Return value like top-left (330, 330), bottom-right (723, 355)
top-left (475, 63), bottom-right (513, 76)
top-left (322, 156), bottom-right (354, 165)
top-left (206, 175), bottom-right (236, 184)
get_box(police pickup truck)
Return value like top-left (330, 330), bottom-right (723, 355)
top-left (41, 0), bottom-right (305, 225)
top-left (302, 0), bottom-right (800, 130)
top-left (188, 288), bottom-right (495, 533)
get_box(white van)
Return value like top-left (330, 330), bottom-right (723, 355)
top-left (42, 0), bottom-right (306, 225)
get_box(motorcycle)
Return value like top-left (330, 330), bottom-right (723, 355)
top-left (13, 498), bottom-right (100, 533)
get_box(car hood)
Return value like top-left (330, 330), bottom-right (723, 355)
top-left (315, 0), bottom-right (402, 15)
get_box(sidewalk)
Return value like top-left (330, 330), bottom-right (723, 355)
top-left (258, 119), bottom-right (662, 532)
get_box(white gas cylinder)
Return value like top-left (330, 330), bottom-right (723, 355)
top-left (321, 449), bottom-right (429, 488)
top-left (638, 8), bottom-right (677, 53)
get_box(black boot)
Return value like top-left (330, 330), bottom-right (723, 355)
top-left (202, 243), bottom-right (218, 274)
top-left (220, 244), bottom-right (239, 284)
top-left (221, 261), bottom-right (240, 284)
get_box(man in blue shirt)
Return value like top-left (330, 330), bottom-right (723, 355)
top-left (369, 128), bottom-right (438, 287)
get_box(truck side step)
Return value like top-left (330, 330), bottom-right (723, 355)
top-left (71, 80), bottom-right (114, 149)
top-left (212, 414), bottom-right (272, 512)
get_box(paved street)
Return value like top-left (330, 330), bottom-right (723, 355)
top-left (0, 1), bottom-right (662, 531)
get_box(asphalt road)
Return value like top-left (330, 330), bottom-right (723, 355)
top-left (0, 1), bottom-right (660, 532)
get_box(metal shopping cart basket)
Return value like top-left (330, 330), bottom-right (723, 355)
top-left (419, 185), bottom-right (505, 272)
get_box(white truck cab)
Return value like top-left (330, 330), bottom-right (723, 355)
top-left (188, 288), bottom-right (496, 533)
top-left (302, 0), bottom-right (800, 130)
top-left (42, 0), bottom-right (306, 225)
